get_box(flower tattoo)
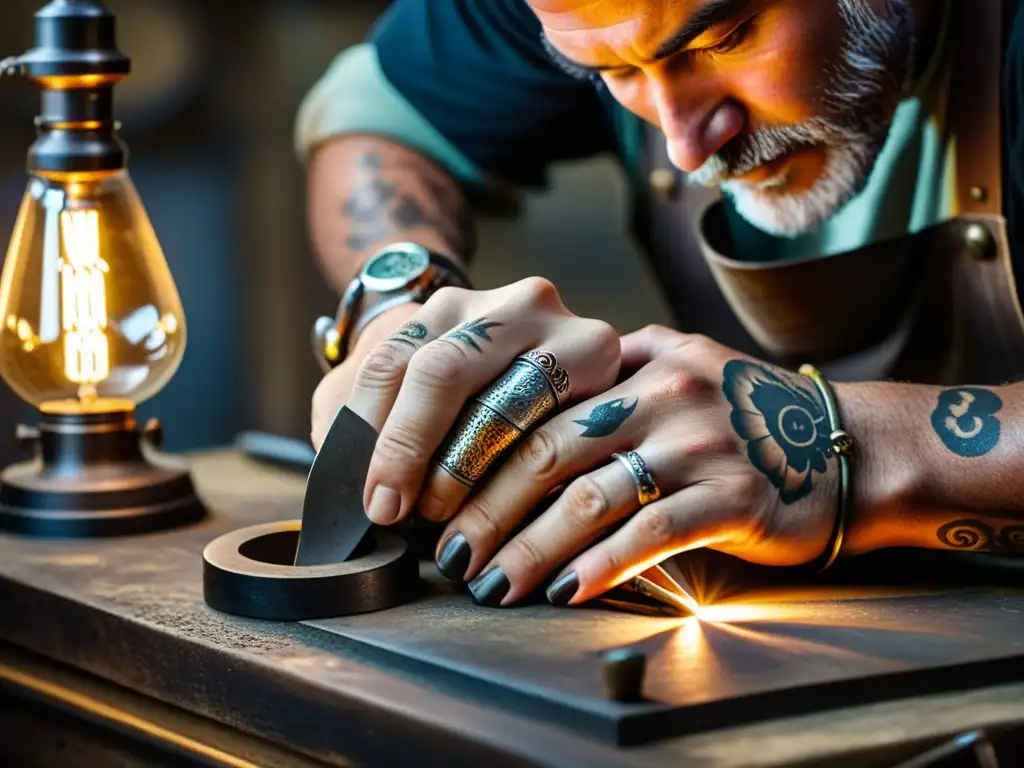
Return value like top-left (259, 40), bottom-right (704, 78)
top-left (723, 360), bottom-right (833, 504)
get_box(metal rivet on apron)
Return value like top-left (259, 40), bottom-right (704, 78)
top-left (970, 186), bottom-right (987, 202)
top-left (963, 222), bottom-right (995, 261)
top-left (649, 168), bottom-right (680, 202)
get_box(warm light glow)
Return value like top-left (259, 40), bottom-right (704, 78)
top-left (0, 171), bottom-right (186, 413)
top-left (59, 207), bottom-right (110, 387)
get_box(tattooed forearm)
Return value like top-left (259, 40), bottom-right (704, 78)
top-left (723, 360), bottom-right (834, 504)
top-left (930, 388), bottom-right (1002, 458)
top-left (342, 152), bottom-right (476, 255)
top-left (936, 518), bottom-right (1024, 554)
top-left (574, 398), bottom-right (639, 438)
top-left (307, 136), bottom-right (476, 292)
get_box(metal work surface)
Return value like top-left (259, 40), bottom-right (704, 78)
top-left (1, 451), bottom-right (1024, 767)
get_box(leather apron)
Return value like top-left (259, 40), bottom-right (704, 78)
top-left (632, 0), bottom-right (1024, 385)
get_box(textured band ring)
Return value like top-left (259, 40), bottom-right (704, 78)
top-left (434, 350), bottom-right (570, 486)
top-left (612, 451), bottom-right (661, 507)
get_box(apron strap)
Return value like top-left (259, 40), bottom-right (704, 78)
top-left (950, 0), bottom-right (1004, 216)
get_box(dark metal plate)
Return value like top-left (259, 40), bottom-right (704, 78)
top-left (307, 555), bottom-right (1024, 746)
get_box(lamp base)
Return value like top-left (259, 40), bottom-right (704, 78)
top-left (0, 405), bottom-right (206, 538)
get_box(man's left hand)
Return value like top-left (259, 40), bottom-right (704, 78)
top-left (436, 325), bottom-right (842, 607)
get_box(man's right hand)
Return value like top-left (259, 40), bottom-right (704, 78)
top-left (310, 301), bottom-right (421, 450)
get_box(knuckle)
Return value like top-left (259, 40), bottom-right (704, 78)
top-left (425, 285), bottom-right (466, 309)
top-left (637, 505), bottom-right (677, 549)
top-left (462, 496), bottom-right (504, 544)
top-left (562, 476), bottom-right (611, 529)
top-left (407, 341), bottom-right (467, 388)
top-left (513, 429), bottom-right (561, 480)
top-left (656, 368), bottom-right (713, 402)
top-left (515, 276), bottom-right (562, 309)
top-left (509, 535), bottom-right (547, 573)
top-left (594, 546), bottom-right (626, 579)
top-left (355, 343), bottom-right (410, 390)
top-left (374, 419), bottom-right (431, 463)
top-left (684, 431), bottom-right (740, 459)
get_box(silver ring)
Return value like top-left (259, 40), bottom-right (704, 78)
top-left (434, 350), bottom-right (570, 486)
top-left (612, 451), bottom-right (661, 507)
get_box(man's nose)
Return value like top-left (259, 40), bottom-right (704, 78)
top-left (649, 75), bottom-right (744, 173)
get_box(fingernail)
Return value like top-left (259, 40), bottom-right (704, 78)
top-left (436, 532), bottom-right (472, 581)
top-left (420, 494), bottom-right (447, 522)
top-left (546, 571), bottom-right (579, 606)
top-left (367, 485), bottom-right (401, 524)
top-left (468, 567), bottom-right (510, 607)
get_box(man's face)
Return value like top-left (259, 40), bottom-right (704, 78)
top-left (532, 0), bottom-right (915, 237)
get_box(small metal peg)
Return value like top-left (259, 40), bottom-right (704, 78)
top-left (15, 424), bottom-right (39, 450)
top-left (143, 418), bottom-right (163, 450)
top-left (964, 222), bottom-right (995, 261)
top-left (969, 186), bottom-right (987, 203)
top-left (601, 648), bottom-right (647, 702)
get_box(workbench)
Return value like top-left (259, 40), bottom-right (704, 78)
top-left (1, 450), bottom-right (1023, 768)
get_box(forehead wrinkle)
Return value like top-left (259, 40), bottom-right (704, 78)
top-left (532, 0), bottom-right (678, 33)
top-left (537, 1), bottom-right (697, 64)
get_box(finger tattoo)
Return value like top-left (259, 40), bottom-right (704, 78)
top-left (574, 398), bottom-right (639, 438)
top-left (443, 316), bottom-right (502, 353)
top-left (387, 321), bottom-right (430, 349)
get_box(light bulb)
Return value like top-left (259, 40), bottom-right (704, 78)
top-left (0, 170), bottom-right (187, 414)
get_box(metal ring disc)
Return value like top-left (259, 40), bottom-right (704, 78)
top-left (202, 520), bottom-right (419, 621)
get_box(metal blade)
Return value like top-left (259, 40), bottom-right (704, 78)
top-left (294, 406), bottom-right (379, 566)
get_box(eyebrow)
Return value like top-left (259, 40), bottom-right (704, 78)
top-left (542, 0), bottom-right (754, 77)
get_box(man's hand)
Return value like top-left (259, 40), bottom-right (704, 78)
top-left (340, 277), bottom-right (621, 533)
top-left (431, 325), bottom-right (841, 606)
top-left (311, 302), bottom-right (422, 450)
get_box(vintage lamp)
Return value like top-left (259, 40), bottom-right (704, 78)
top-left (0, 0), bottom-right (205, 537)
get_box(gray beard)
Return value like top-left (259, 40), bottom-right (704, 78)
top-left (687, 0), bottom-right (916, 238)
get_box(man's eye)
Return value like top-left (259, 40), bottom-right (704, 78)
top-left (706, 17), bottom-right (757, 55)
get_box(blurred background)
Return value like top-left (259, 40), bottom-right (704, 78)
top-left (0, 0), bottom-right (674, 467)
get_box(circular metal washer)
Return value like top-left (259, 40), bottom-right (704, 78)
top-left (202, 520), bottom-right (419, 621)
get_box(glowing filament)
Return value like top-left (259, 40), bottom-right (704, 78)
top-left (59, 208), bottom-right (110, 385)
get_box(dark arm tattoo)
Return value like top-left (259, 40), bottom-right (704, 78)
top-left (574, 398), bottom-right (639, 438)
top-left (341, 151), bottom-right (476, 258)
top-left (723, 360), bottom-right (833, 504)
top-left (930, 388), bottom-right (1002, 458)
top-left (936, 518), bottom-right (1024, 554)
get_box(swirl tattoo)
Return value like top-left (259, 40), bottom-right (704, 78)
top-left (723, 360), bottom-right (833, 504)
top-left (936, 519), bottom-right (1024, 554)
top-left (388, 321), bottom-right (429, 348)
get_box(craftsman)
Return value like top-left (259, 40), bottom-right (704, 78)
top-left (295, 0), bottom-right (1024, 608)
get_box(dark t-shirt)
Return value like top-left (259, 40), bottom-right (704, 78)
top-left (370, 0), bottom-right (1024, 266)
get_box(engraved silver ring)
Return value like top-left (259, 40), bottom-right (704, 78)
top-left (434, 350), bottom-right (571, 487)
top-left (612, 450), bottom-right (662, 507)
